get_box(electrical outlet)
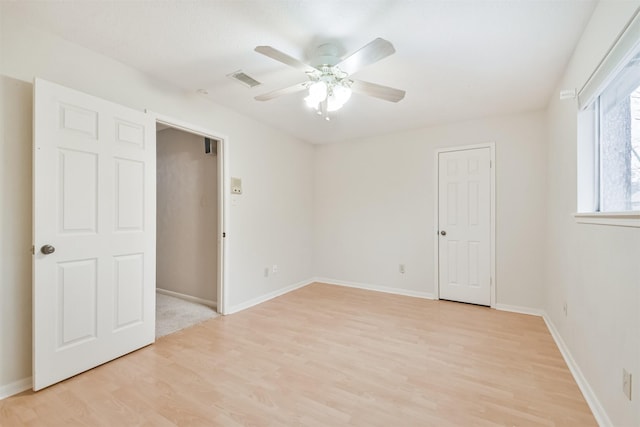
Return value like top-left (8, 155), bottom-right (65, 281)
top-left (264, 267), bottom-right (269, 278)
top-left (399, 264), bottom-right (406, 274)
top-left (272, 264), bottom-right (278, 274)
top-left (562, 302), bottom-right (568, 317)
top-left (623, 369), bottom-right (632, 400)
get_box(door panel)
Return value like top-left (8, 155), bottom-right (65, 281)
top-left (57, 259), bottom-right (98, 348)
top-left (33, 78), bottom-right (156, 390)
top-left (115, 158), bottom-right (145, 230)
top-left (59, 150), bottom-right (99, 233)
top-left (438, 147), bottom-right (491, 306)
top-left (113, 253), bottom-right (145, 330)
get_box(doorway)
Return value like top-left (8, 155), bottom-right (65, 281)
top-left (152, 112), bottom-right (228, 319)
top-left (155, 124), bottom-right (221, 337)
top-left (435, 144), bottom-right (495, 307)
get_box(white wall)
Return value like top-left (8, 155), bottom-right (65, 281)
top-left (0, 11), bottom-right (314, 393)
top-left (545, 2), bottom-right (640, 426)
top-left (314, 111), bottom-right (548, 309)
top-left (157, 128), bottom-right (218, 302)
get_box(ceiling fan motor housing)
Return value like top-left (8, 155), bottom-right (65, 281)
top-left (310, 43), bottom-right (342, 68)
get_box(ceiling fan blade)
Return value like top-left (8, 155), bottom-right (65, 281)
top-left (254, 82), bottom-right (308, 101)
top-left (351, 80), bottom-right (406, 102)
top-left (255, 46), bottom-right (316, 73)
top-left (336, 38), bottom-right (396, 76)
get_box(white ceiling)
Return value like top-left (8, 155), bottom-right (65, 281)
top-left (7, 1), bottom-right (596, 144)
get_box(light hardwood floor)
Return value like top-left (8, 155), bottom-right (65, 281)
top-left (1, 283), bottom-right (596, 426)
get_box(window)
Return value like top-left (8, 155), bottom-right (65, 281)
top-left (597, 52), bottom-right (640, 212)
top-left (575, 11), bottom-right (640, 227)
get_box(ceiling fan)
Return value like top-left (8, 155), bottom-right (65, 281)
top-left (254, 38), bottom-right (406, 120)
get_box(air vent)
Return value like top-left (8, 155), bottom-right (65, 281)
top-left (227, 70), bottom-right (261, 88)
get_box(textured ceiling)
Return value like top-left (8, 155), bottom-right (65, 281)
top-left (5, 1), bottom-right (597, 144)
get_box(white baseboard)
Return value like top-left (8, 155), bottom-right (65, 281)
top-left (225, 279), bottom-right (314, 314)
top-left (494, 303), bottom-right (544, 316)
top-left (0, 377), bottom-right (32, 401)
top-left (156, 288), bottom-right (217, 310)
top-left (315, 277), bottom-right (436, 300)
top-left (542, 312), bottom-right (612, 427)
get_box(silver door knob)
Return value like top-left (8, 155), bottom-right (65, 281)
top-left (440, 230), bottom-right (447, 236)
top-left (41, 245), bottom-right (55, 255)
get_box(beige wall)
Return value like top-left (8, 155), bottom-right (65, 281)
top-left (0, 76), bottom-right (33, 392)
top-left (313, 111), bottom-right (548, 310)
top-left (157, 128), bottom-right (218, 302)
top-left (544, 2), bottom-right (640, 426)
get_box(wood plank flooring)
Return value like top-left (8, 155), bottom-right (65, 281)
top-left (1, 283), bottom-right (596, 426)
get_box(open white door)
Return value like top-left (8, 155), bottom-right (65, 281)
top-left (33, 79), bottom-right (156, 390)
top-left (437, 147), bottom-right (492, 306)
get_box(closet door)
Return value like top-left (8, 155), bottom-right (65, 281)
top-left (438, 147), bottom-right (491, 306)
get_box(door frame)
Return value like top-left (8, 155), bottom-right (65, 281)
top-left (433, 142), bottom-right (496, 308)
top-left (148, 111), bottom-right (229, 315)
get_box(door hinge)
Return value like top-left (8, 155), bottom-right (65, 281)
top-left (223, 232), bottom-right (226, 238)
top-left (31, 245), bottom-right (35, 255)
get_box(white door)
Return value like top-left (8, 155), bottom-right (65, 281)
top-left (33, 79), bottom-right (156, 390)
top-left (437, 147), bottom-right (491, 306)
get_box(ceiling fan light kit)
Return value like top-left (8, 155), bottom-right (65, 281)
top-left (304, 65), bottom-right (353, 115)
top-left (254, 38), bottom-right (405, 120)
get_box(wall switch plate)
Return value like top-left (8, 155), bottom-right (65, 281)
top-left (623, 369), bottom-right (632, 400)
top-left (272, 264), bottom-right (278, 274)
top-left (231, 177), bottom-right (242, 194)
top-left (399, 264), bottom-right (406, 274)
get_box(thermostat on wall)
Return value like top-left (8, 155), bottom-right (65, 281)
top-left (231, 177), bottom-right (242, 195)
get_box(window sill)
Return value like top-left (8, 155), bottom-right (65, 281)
top-left (573, 211), bottom-right (640, 228)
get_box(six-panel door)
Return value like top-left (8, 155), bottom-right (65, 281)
top-left (438, 147), bottom-right (491, 306)
top-left (33, 79), bottom-right (156, 390)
